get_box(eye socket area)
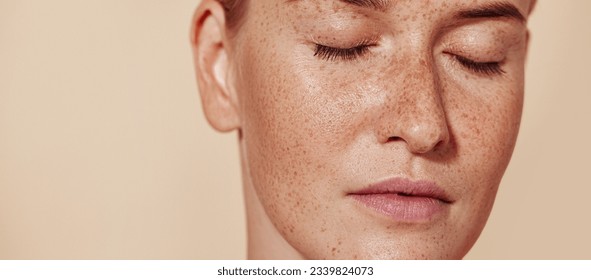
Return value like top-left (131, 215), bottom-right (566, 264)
top-left (310, 37), bottom-right (507, 77)
top-left (437, 27), bottom-right (517, 77)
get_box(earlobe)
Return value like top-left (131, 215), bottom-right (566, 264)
top-left (191, 0), bottom-right (240, 132)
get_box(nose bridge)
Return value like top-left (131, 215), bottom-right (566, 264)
top-left (402, 56), bottom-right (442, 117)
top-left (377, 49), bottom-right (450, 154)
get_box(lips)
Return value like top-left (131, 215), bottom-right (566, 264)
top-left (348, 177), bottom-right (453, 222)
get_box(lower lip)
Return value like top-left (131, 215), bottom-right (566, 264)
top-left (351, 193), bottom-right (446, 222)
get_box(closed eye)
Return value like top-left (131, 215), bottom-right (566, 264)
top-left (313, 43), bottom-right (375, 61)
top-left (314, 44), bottom-right (505, 76)
top-left (454, 55), bottom-right (505, 76)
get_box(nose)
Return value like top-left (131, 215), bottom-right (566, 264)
top-left (376, 58), bottom-right (450, 154)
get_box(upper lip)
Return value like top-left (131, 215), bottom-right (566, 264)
top-left (348, 177), bottom-right (454, 203)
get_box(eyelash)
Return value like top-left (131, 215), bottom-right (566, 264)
top-left (313, 43), bottom-right (374, 61)
top-left (454, 55), bottom-right (505, 76)
top-left (314, 43), bottom-right (505, 76)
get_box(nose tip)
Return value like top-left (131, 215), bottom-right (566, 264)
top-left (405, 123), bottom-right (450, 154)
top-left (377, 69), bottom-right (451, 155)
top-left (386, 119), bottom-right (450, 154)
top-left (375, 52), bottom-right (451, 155)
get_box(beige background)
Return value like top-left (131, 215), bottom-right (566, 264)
top-left (0, 0), bottom-right (589, 259)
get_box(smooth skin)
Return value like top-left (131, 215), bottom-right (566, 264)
top-left (192, 0), bottom-right (535, 259)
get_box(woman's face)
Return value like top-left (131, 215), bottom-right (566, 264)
top-left (227, 0), bottom-right (531, 259)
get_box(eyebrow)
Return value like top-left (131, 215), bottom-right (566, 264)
top-left (287, 0), bottom-right (525, 23)
top-left (456, 2), bottom-right (526, 23)
top-left (338, 0), bottom-right (390, 10)
top-left (285, 0), bottom-right (390, 11)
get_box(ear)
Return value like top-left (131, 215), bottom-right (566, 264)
top-left (191, 0), bottom-right (240, 132)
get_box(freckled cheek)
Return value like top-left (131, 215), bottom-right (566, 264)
top-left (238, 60), bottom-right (332, 191)
top-left (461, 99), bottom-right (521, 151)
top-left (451, 87), bottom-right (523, 206)
top-left (242, 59), bottom-right (367, 163)
top-left (481, 93), bottom-right (522, 158)
top-left (446, 89), bottom-right (523, 242)
top-left (239, 62), bottom-right (377, 237)
top-left (238, 67), bottom-right (360, 251)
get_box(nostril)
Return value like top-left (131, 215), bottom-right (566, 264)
top-left (387, 136), bottom-right (403, 142)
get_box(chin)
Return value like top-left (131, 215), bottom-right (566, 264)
top-left (310, 224), bottom-right (478, 260)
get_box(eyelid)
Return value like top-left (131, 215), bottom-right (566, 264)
top-left (450, 53), bottom-right (506, 76)
top-left (312, 38), bottom-right (379, 61)
top-left (314, 44), bottom-right (370, 61)
top-left (307, 32), bottom-right (381, 47)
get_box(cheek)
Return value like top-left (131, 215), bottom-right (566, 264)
top-left (427, 73), bottom-right (524, 253)
top-left (236, 33), bottom-right (378, 184)
top-left (444, 75), bottom-right (524, 223)
top-left (235, 36), bottom-right (384, 254)
top-left (458, 85), bottom-right (523, 176)
top-left (235, 38), bottom-right (351, 234)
